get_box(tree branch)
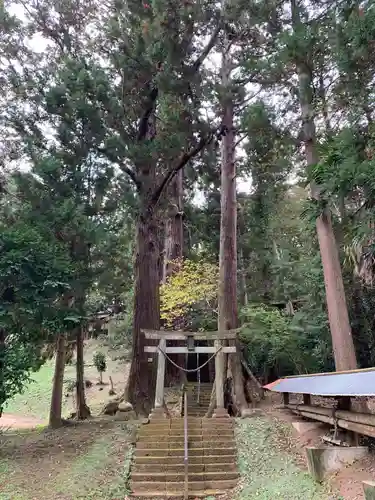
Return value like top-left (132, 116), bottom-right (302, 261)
top-left (191, 22), bottom-right (222, 73)
top-left (137, 86), bottom-right (158, 141)
top-left (151, 127), bottom-right (220, 207)
top-left (97, 147), bottom-right (141, 192)
top-left (233, 75), bottom-right (296, 90)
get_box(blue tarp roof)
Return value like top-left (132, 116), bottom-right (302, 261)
top-left (264, 367), bottom-right (375, 397)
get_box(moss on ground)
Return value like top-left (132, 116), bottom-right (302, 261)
top-left (234, 416), bottom-right (335, 500)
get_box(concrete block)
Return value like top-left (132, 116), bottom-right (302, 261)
top-left (292, 421), bottom-right (325, 434)
top-left (306, 446), bottom-right (368, 482)
top-left (363, 480), bottom-right (375, 500)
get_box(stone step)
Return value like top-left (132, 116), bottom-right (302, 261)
top-left (139, 422), bottom-right (234, 429)
top-left (187, 402), bottom-right (210, 405)
top-left (131, 471), bottom-right (238, 482)
top-left (187, 409), bottom-right (210, 412)
top-left (186, 397), bottom-right (211, 400)
top-left (139, 426), bottom-right (233, 435)
top-left (138, 433), bottom-right (234, 441)
top-left (148, 416), bottom-right (230, 422)
top-left (133, 462), bottom-right (237, 473)
top-left (130, 489), bottom-right (230, 498)
top-left (188, 392), bottom-right (211, 396)
top-left (140, 427), bottom-right (233, 436)
top-left (136, 440), bottom-right (235, 449)
top-left (134, 454), bottom-right (236, 465)
top-left (187, 401), bottom-right (210, 405)
top-left (146, 419), bottom-right (233, 427)
top-left (168, 431), bottom-right (234, 439)
top-left (187, 398), bottom-right (211, 402)
top-left (135, 447), bottom-right (237, 457)
top-left (187, 402), bottom-right (211, 406)
top-left (131, 478), bottom-right (237, 494)
top-left (137, 432), bottom-right (235, 440)
top-left (188, 385), bottom-right (212, 388)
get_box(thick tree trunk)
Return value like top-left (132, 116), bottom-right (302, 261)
top-left (76, 326), bottom-right (91, 420)
top-left (291, 0), bottom-right (357, 371)
top-left (217, 45), bottom-right (247, 415)
top-left (49, 332), bottom-right (67, 428)
top-left (163, 170), bottom-right (185, 386)
top-left (125, 207), bottom-right (160, 414)
top-left (163, 170), bottom-right (184, 281)
top-left (238, 247), bottom-right (248, 307)
top-left (0, 328), bottom-right (5, 417)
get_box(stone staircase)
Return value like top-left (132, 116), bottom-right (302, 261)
top-left (186, 383), bottom-right (212, 417)
top-left (130, 415), bottom-right (238, 498)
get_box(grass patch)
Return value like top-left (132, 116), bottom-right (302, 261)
top-left (4, 361), bottom-right (77, 420)
top-left (0, 421), bottom-right (135, 500)
top-left (4, 362), bottom-right (62, 420)
top-left (3, 338), bottom-right (128, 422)
top-left (235, 416), bottom-right (333, 500)
top-left (50, 425), bottom-right (133, 499)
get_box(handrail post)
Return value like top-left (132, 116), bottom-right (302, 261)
top-left (184, 387), bottom-right (188, 500)
top-left (197, 352), bottom-right (201, 405)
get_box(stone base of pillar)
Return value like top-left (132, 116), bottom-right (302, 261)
top-left (149, 406), bottom-right (170, 420)
top-left (213, 407), bottom-right (230, 418)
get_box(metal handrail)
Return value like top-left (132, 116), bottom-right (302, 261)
top-left (183, 387), bottom-right (188, 500)
top-left (197, 352), bottom-right (201, 405)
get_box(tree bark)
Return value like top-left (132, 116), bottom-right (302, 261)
top-left (0, 328), bottom-right (5, 417)
top-left (76, 326), bottom-right (91, 420)
top-left (163, 170), bottom-right (184, 281)
top-left (291, 0), bottom-right (357, 371)
top-left (217, 44), bottom-right (247, 415)
top-left (163, 169), bottom-right (185, 386)
top-left (49, 332), bottom-right (67, 428)
top-left (238, 247), bottom-right (248, 307)
top-left (125, 205), bottom-right (160, 414)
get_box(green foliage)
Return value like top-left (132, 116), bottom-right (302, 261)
top-left (107, 314), bottom-right (133, 354)
top-left (93, 352), bottom-right (107, 374)
top-left (240, 303), bottom-right (332, 381)
top-left (0, 218), bottom-right (72, 413)
top-left (240, 305), bottom-right (300, 380)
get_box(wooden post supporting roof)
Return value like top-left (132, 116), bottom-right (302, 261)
top-left (143, 329), bottom-right (237, 418)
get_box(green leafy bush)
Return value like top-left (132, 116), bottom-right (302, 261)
top-left (239, 304), bottom-right (331, 383)
top-left (107, 313), bottom-right (133, 354)
top-left (93, 351), bottom-right (106, 384)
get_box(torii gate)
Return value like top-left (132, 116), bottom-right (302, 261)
top-left (143, 329), bottom-right (237, 418)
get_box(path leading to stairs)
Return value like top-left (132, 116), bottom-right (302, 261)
top-left (0, 414), bottom-right (44, 429)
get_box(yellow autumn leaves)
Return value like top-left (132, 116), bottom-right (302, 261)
top-left (160, 259), bottom-right (218, 327)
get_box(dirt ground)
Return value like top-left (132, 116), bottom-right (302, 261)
top-left (0, 414), bottom-right (44, 429)
top-left (0, 419), bottom-right (135, 500)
